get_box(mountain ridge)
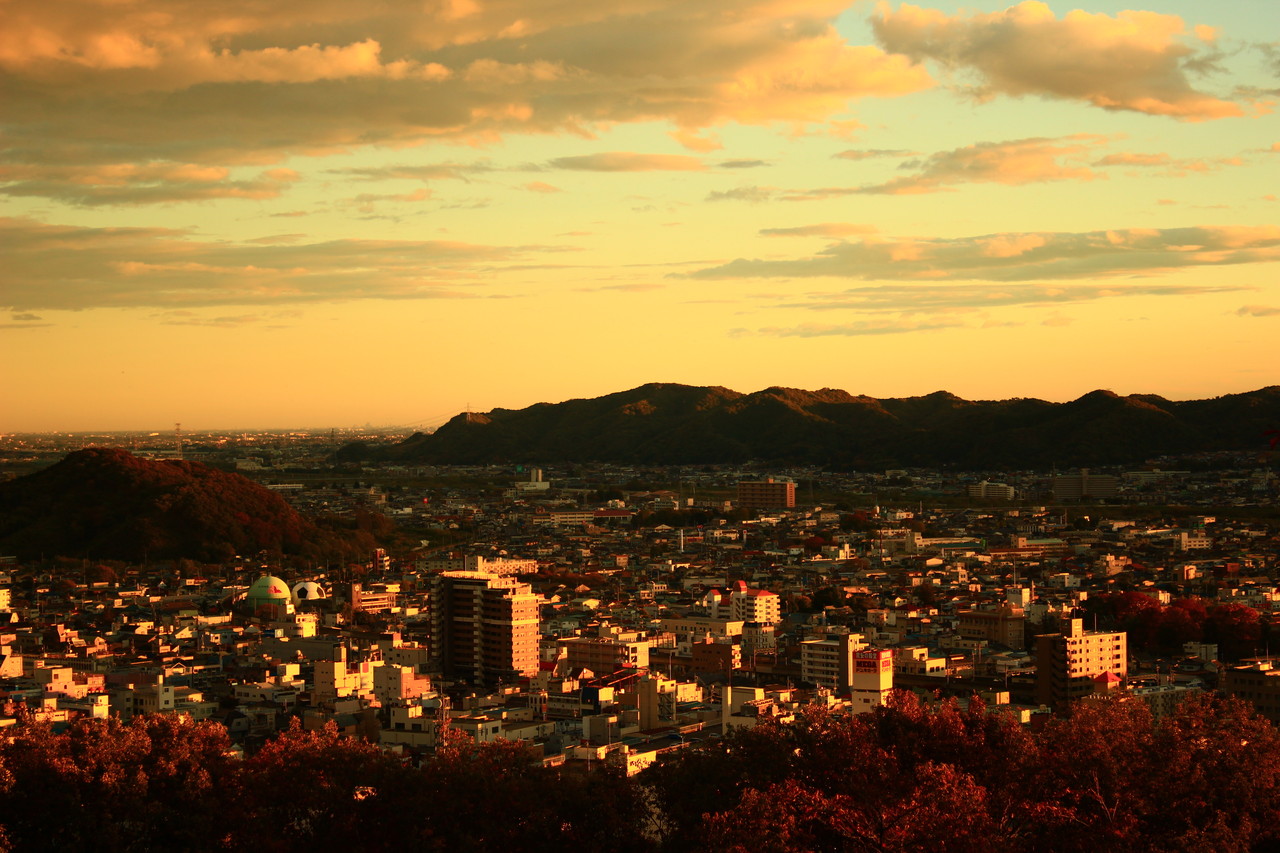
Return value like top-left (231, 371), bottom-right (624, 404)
top-left (346, 384), bottom-right (1280, 468)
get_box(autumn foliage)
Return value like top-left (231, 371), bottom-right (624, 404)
top-left (645, 692), bottom-right (1280, 853)
top-left (1082, 591), bottom-right (1265, 660)
top-left (1, 695), bottom-right (1279, 852)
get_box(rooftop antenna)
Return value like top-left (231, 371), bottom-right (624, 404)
top-left (175, 422), bottom-right (183, 460)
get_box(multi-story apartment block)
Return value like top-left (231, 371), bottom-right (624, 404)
top-left (958, 604), bottom-right (1027, 651)
top-left (726, 582), bottom-right (782, 625)
top-left (560, 634), bottom-right (650, 673)
top-left (1221, 661), bottom-right (1280, 724)
top-left (1052, 469), bottom-right (1119, 500)
top-left (736, 479), bottom-right (796, 510)
top-left (800, 632), bottom-right (867, 689)
top-left (967, 480), bottom-right (1016, 500)
top-left (1035, 618), bottom-right (1127, 710)
top-left (429, 572), bottom-right (540, 685)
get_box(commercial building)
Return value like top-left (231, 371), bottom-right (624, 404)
top-left (851, 648), bottom-right (894, 711)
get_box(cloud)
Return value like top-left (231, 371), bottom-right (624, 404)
top-left (670, 129), bottom-right (723, 152)
top-left (871, 1), bottom-right (1244, 120)
top-left (524, 181), bottom-right (561, 193)
top-left (0, 216), bottom-right (551, 310)
top-left (151, 310), bottom-right (302, 328)
top-left (339, 188), bottom-right (434, 214)
top-left (1094, 151), bottom-right (1243, 176)
top-left (833, 148), bottom-right (914, 160)
top-left (772, 282), bottom-right (1247, 316)
top-left (710, 137), bottom-right (1109, 200)
top-left (0, 0), bottom-right (932, 191)
top-left (331, 164), bottom-right (490, 182)
top-left (858, 135), bottom-right (1106, 195)
top-left (548, 152), bottom-right (705, 172)
top-left (11, 313), bottom-right (43, 321)
top-left (1095, 153), bottom-right (1173, 168)
top-left (718, 160), bottom-right (769, 169)
top-left (706, 186), bottom-right (776, 203)
top-left (1236, 305), bottom-right (1280, 317)
top-left (578, 283), bottom-right (666, 293)
top-left (750, 318), bottom-right (971, 337)
top-left (759, 223), bottom-right (878, 238)
top-left (684, 224), bottom-right (1280, 282)
top-left (0, 164), bottom-right (300, 206)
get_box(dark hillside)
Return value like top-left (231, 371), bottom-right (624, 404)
top-left (0, 448), bottom-right (363, 562)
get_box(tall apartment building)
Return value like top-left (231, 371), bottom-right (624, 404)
top-left (1052, 469), bottom-right (1119, 500)
top-left (429, 572), bottom-right (541, 685)
top-left (1035, 618), bottom-right (1127, 710)
top-left (736, 478), bottom-right (796, 510)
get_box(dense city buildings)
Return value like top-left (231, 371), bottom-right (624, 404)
top-left (0, 434), bottom-right (1278, 824)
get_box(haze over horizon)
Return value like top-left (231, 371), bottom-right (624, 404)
top-left (3, 0), bottom-right (1277, 432)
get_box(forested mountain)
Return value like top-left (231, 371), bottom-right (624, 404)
top-left (346, 383), bottom-right (1280, 468)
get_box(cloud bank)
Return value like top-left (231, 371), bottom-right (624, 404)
top-left (686, 225), bottom-right (1280, 281)
top-left (0, 217), bottom-right (553, 311)
top-left (871, 1), bottom-right (1244, 120)
top-left (0, 0), bottom-right (933, 203)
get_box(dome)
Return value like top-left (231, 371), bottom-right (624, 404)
top-left (292, 581), bottom-right (327, 602)
top-left (246, 575), bottom-right (291, 610)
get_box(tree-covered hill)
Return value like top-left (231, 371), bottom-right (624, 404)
top-left (0, 447), bottom-right (370, 563)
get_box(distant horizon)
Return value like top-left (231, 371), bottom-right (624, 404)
top-left (5, 380), bottom-right (1276, 434)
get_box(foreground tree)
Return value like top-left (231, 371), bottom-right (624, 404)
top-left (0, 714), bottom-right (236, 852)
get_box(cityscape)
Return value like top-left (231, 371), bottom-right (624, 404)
top-left (0, 415), bottom-right (1279, 848)
top-left (3, 0), bottom-right (1280, 848)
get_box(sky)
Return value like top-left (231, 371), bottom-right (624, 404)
top-left (2, 0), bottom-right (1278, 432)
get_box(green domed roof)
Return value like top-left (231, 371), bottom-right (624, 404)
top-left (246, 575), bottom-right (291, 607)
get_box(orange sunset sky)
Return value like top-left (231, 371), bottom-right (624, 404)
top-left (2, 0), bottom-right (1277, 432)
